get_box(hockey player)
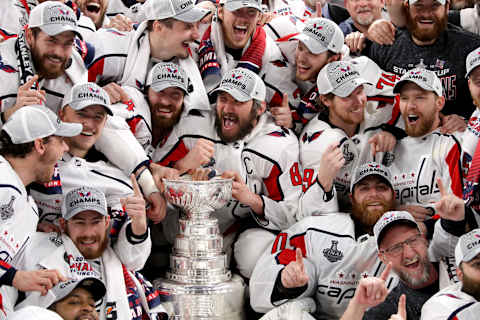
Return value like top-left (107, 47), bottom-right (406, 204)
top-left (421, 228), bottom-right (480, 319)
top-left (299, 59), bottom-right (399, 214)
top-left (196, 0), bottom-right (300, 111)
top-left (0, 1), bottom-right (86, 123)
top-left (0, 106), bottom-right (81, 300)
top-left (155, 68), bottom-right (302, 279)
top-left (3, 185), bottom-right (166, 319)
top-left (250, 161), bottom-right (461, 319)
top-left (388, 68), bottom-right (464, 222)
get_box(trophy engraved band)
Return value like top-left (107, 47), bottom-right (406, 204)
top-left (154, 178), bottom-right (246, 319)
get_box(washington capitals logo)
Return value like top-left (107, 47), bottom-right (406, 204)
top-left (135, 79), bottom-right (144, 91)
top-left (301, 130), bottom-right (323, 143)
top-left (474, 233), bottom-right (480, 239)
top-left (312, 23), bottom-right (323, 30)
top-left (58, 8), bottom-right (68, 15)
top-left (88, 87), bottom-right (99, 94)
top-left (268, 130), bottom-right (286, 137)
top-left (368, 163), bottom-right (380, 169)
top-left (0, 56), bottom-right (16, 73)
top-left (106, 29), bottom-right (125, 36)
top-left (167, 67), bottom-right (178, 74)
top-left (232, 74), bottom-right (242, 79)
top-left (272, 59), bottom-right (287, 68)
top-left (411, 70), bottom-right (421, 75)
top-left (340, 66), bottom-right (351, 73)
top-left (78, 191), bottom-right (91, 197)
top-left (383, 212), bottom-right (395, 220)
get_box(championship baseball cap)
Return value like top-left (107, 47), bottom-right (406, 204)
top-left (62, 186), bottom-right (108, 220)
top-left (210, 68), bottom-right (266, 102)
top-left (51, 277), bottom-right (106, 304)
top-left (146, 62), bottom-right (190, 94)
top-left (393, 68), bottom-right (443, 96)
top-left (28, 1), bottom-right (82, 39)
top-left (143, 0), bottom-right (210, 23)
top-left (62, 83), bottom-right (113, 116)
top-left (2, 106), bottom-right (82, 144)
top-left (350, 162), bottom-right (393, 192)
top-left (409, 0), bottom-right (446, 5)
top-left (455, 229), bottom-right (480, 267)
top-left (221, 0), bottom-right (263, 12)
top-left (317, 61), bottom-right (371, 98)
top-left (373, 211), bottom-right (419, 248)
top-left (466, 47), bottom-right (480, 78)
top-left (291, 18), bottom-right (344, 55)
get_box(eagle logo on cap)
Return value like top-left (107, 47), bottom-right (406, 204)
top-left (411, 70), bottom-right (421, 75)
top-left (340, 66), bottom-right (351, 73)
top-left (58, 8), bottom-right (68, 15)
top-left (383, 212), bottom-right (395, 220)
top-left (167, 67), bottom-right (178, 74)
top-left (88, 87), bottom-right (99, 94)
top-left (368, 163), bottom-right (380, 168)
top-left (312, 23), bottom-right (323, 30)
top-left (474, 233), bottom-right (480, 239)
top-left (232, 74), bottom-right (242, 79)
top-left (78, 191), bottom-right (91, 197)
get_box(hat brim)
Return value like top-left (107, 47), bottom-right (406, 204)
top-left (63, 205), bottom-right (108, 221)
top-left (69, 100), bottom-right (114, 116)
top-left (377, 219), bottom-right (419, 247)
top-left (333, 77), bottom-right (371, 98)
top-left (77, 278), bottom-right (106, 302)
top-left (150, 82), bottom-right (188, 95)
top-left (55, 121), bottom-right (83, 138)
top-left (210, 87), bottom-right (251, 102)
top-left (40, 24), bottom-right (83, 40)
top-left (393, 78), bottom-right (439, 96)
top-left (224, 1), bottom-right (262, 12)
top-left (290, 33), bottom-right (327, 55)
top-left (175, 7), bottom-right (211, 23)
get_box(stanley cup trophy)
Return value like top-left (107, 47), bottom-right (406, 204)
top-left (155, 178), bottom-right (246, 319)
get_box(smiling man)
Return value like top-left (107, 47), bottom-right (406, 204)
top-left (367, 0), bottom-right (480, 120)
top-left (340, 0), bottom-right (385, 36)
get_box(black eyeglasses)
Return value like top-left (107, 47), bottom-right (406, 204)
top-left (380, 234), bottom-right (426, 257)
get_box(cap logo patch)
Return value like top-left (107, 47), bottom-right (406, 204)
top-left (232, 74), bottom-right (242, 80)
top-left (340, 66), bottom-right (351, 73)
top-left (88, 87), bottom-right (99, 94)
top-left (167, 67), bottom-right (178, 74)
top-left (78, 191), bottom-right (91, 197)
top-left (312, 23), bottom-right (323, 30)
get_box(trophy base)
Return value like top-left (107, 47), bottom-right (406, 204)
top-left (154, 274), bottom-right (246, 320)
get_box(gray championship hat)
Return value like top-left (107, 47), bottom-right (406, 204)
top-left (63, 83), bottom-right (113, 115)
top-left (317, 61), bottom-right (371, 98)
top-left (52, 277), bottom-right (106, 304)
top-left (409, 0), bottom-right (446, 5)
top-left (28, 1), bottom-right (82, 39)
top-left (466, 47), bottom-right (480, 78)
top-left (373, 211), bottom-right (419, 248)
top-left (222, 0), bottom-right (262, 12)
top-left (143, 0), bottom-right (210, 23)
top-left (455, 228), bottom-right (480, 266)
top-left (393, 68), bottom-right (443, 96)
top-left (210, 68), bottom-right (266, 102)
top-left (146, 62), bottom-right (190, 94)
top-left (62, 186), bottom-right (108, 220)
top-left (291, 18), bottom-right (344, 55)
top-left (2, 106), bottom-right (82, 144)
top-left (350, 162), bottom-right (393, 192)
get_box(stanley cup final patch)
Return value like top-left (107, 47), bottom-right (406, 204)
top-left (323, 240), bottom-right (344, 263)
top-left (0, 196), bottom-right (15, 221)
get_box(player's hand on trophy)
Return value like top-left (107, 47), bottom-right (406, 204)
top-left (281, 248), bottom-right (309, 288)
top-left (175, 139), bottom-right (215, 172)
top-left (316, 143), bottom-right (344, 192)
top-left (221, 170), bottom-right (263, 215)
top-left (435, 178), bottom-right (465, 222)
top-left (189, 168), bottom-right (216, 181)
top-left (150, 162), bottom-right (180, 192)
top-left (121, 174), bottom-right (148, 235)
top-left (270, 93), bottom-right (293, 129)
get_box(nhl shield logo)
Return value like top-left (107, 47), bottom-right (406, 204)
top-left (0, 196), bottom-right (15, 221)
top-left (323, 240), bottom-right (344, 263)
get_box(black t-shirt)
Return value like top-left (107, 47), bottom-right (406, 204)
top-left (367, 24), bottom-right (480, 119)
top-left (363, 265), bottom-right (440, 320)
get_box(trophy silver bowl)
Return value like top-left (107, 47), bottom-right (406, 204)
top-left (155, 178), bottom-right (246, 319)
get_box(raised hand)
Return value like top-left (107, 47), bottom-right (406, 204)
top-left (121, 174), bottom-right (148, 235)
top-left (366, 19), bottom-right (395, 45)
top-left (5, 75), bottom-right (46, 120)
top-left (102, 82), bottom-right (129, 104)
top-left (105, 14), bottom-right (133, 32)
top-left (13, 269), bottom-right (66, 296)
top-left (175, 138), bottom-right (215, 172)
top-left (270, 93), bottom-right (293, 129)
top-left (316, 143), bottom-right (345, 192)
top-left (368, 131), bottom-right (396, 158)
top-left (354, 262), bottom-right (391, 309)
top-left (434, 178), bottom-right (465, 222)
top-left (281, 248), bottom-right (309, 288)
top-left (389, 294), bottom-right (407, 320)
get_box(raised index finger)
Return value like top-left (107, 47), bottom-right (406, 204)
top-left (436, 178), bottom-right (446, 197)
top-left (130, 174), bottom-right (142, 197)
top-left (295, 247), bottom-right (304, 267)
top-left (380, 262), bottom-right (392, 281)
top-left (397, 294), bottom-right (407, 319)
top-left (20, 75), bottom-right (39, 90)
